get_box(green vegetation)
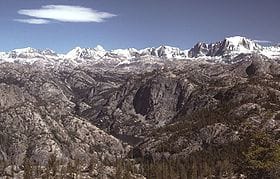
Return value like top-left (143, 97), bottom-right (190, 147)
top-left (239, 131), bottom-right (280, 178)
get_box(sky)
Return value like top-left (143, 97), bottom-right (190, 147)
top-left (0, 0), bottom-right (280, 53)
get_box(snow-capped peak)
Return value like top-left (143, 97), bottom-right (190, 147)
top-left (66, 47), bottom-right (82, 56)
top-left (42, 49), bottom-right (56, 55)
top-left (0, 47), bottom-right (60, 64)
top-left (155, 45), bottom-right (188, 59)
top-left (94, 45), bottom-right (106, 52)
top-left (65, 46), bottom-right (107, 60)
top-left (138, 45), bottom-right (188, 59)
top-left (189, 36), bottom-right (265, 58)
top-left (110, 45), bottom-right (189, 60)
top-left (224, 36), bottom-right (261, 51)
top-left (9, 47), bottom-right (58, 57)
top-left (111, 48), bottom-right (139, 59)
top-left (225, 36), bottom-right (248, 45)
top-left (7, 47), bottom-right (59, 60)
top-left (12, 47), bottom-right (38, 54)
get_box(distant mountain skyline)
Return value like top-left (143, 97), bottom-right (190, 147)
top-left (0, 0), bottom-right (280, 53)
top-left (1, 36), bottom-right (280, 62)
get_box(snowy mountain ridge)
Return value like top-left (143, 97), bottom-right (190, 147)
top-left (0, 36), bottom-right (279, 65)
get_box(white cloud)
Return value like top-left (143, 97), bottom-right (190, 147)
top-left (253, 39), bottom-right (272, 44)
top-left (16, 5), bottom-right (116, 23)
top-left (14, 18), bottom-right (50, 24)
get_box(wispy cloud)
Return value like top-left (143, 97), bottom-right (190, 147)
top-left (14, 18), bottom-right (50, 24)
top-left (15, 5), bottom-right (116, 24)
top-left (253, 39), bottom-right (272, 44)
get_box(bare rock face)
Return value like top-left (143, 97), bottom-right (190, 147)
top-left (0, 63), bottom-right (125, 170)
top-left (124, 55), bottom-right (280, 163)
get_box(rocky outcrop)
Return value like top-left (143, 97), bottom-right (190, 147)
top-left (0, 63), bottom-right (126, 178)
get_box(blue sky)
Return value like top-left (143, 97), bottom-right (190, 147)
top-left (0, 0), bottom-right (280, 53)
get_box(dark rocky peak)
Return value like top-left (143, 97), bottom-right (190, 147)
top-left (188, 42), bottom-right (209, 57)
top-left (188, 36), bottom-right (262, 58)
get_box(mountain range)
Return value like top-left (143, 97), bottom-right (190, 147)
top-left (1, 36), bottom-right (280, 65)
top-left (0, 36), bottom-right (280, 178)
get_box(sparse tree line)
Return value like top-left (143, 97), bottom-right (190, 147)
top-left (1, 93), bottom-right (280, 179)
top-left (0, 132), bottom-right (280, 178)
top-left (1, 129), bottom-right (279, 179)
